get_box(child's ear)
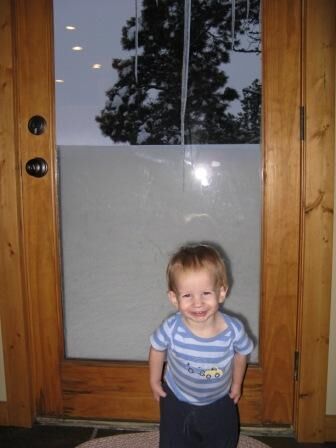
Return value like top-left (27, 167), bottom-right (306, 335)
top-left (219, 286), bottom-right (228, 303)
top-left (168, 291), bottom-right (179, 308)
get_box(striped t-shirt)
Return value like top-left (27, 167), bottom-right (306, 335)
top-left (150, 312), bottom-right (253, 406)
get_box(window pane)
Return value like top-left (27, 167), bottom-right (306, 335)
top-left (54, 0), bottom-right (261, 362)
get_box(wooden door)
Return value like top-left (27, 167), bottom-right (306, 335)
top-left (13, 0), bottom-right (302, 425)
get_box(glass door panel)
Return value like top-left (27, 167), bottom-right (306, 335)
top-left (54, 0), bottom-right (261, 362)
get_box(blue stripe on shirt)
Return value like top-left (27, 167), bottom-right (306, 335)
top-left (150, 312), bottom-right (253, 405)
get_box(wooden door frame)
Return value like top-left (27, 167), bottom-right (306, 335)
top-left (295, 0), bottom-right (335, 442)
top-left (0, 0), bottom-right (334, 441)
top-left (0, 0), bottom-right (33, 426)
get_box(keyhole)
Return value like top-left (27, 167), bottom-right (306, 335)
top-left (28, 115), bottom-right (47, 135)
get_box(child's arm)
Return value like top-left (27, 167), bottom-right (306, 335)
top-left (149, 346), bottom-right (167, 401)
top-left (229, 352), bottom-right (247, 404)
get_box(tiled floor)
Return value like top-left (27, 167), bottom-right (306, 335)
top-left (0, 424), bottom-right (335, 448)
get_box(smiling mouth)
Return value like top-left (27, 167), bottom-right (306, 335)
top-left (191, 311), bottom-right (207, 317)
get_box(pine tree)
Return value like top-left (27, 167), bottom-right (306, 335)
top-left (96, 0), bottom-right (260, 145)
top-left (237, 79), bottom-right (261, 143)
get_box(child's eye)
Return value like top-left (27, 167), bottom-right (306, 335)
top-left (181, 293), bottom-right (191, 299)
top-left (203, 291), bottom-right (212, 296)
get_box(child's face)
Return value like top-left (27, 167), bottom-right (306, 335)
top-left (168, 268), bottom-right (227, 325)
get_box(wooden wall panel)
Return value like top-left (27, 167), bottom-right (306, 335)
top-left (238, 367), bottom-right (263, 423)
top-left (296, 0), bottom-right (335, 442)
top-left (0, 402), bottom-right (9, 426)
top-left (0, 0), bottom-right (33, 426)
top-left (262, 0), bottom-right (301, 424)
top-left (325, 416), bottom-right (336, 442)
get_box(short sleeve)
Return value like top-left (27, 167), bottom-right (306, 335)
top-left (150, 314), bottom-right (177, 351)
top-left (230, 316), bottom-right (254, 355)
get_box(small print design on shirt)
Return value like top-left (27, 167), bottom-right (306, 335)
top-left (186, 362), bottom-right (224, 380)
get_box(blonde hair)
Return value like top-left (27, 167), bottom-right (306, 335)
top-left (166, 244), bottom-right (228, 293)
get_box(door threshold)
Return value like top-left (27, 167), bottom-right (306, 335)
top-left (36, 417), bottom-right (294, 437)
top-left (37, 417), bottom-right (159, 432)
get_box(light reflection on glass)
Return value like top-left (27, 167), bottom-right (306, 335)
top-left (193, 164), bottom-right (212, 187)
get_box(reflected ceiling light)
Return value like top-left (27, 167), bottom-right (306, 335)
top-left (72, 46), bottom-right (83, 51)
top-left (92, 64), bottom-right (102, 69)
top-left (66, 25), bottom-right (76, 30)
top-left (55, 79), bottom-right (64, 83)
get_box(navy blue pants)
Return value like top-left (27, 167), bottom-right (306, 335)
top-left (159, 384), bottom-right (239, 448)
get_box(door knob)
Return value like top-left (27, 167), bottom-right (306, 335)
top-left (25, 157), bottom-right (48, 178)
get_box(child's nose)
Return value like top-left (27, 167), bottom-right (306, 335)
top-left (193, 295), bottom-right (203, 306)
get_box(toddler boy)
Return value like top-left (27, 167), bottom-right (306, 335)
top-left (149, 244), bottom-right (253, 448)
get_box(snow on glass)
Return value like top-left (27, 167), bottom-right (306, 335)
top-left (96, 0), bottom-right (261, 146)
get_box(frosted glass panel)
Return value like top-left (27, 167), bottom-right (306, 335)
top-left (59, 145), bottom-right (260, 361)
top-left (54, 0), bottom-right (261, 361)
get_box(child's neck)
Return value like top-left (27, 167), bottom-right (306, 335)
top-left (182, 312), bottom-right (227, 338)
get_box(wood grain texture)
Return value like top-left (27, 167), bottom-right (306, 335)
top-left (239, 367), bottom-right (263, 423)
top-left (325, 415), bottom-right (336, 442)
top-left (57, 0), bottom-right (298, 426)
top-left (0, 402), bottom-right (9, 426)
top-left (11, 0), bottom-right (333, 435)
top-left (13, 0), bottom-right (300, 425)
top-left (61, 361), bottom-right (262, 423)
top-left (296, 0), bottom-right (335, 442)
top-left (261, 0), bottom-right (301, 424)
top-left (0, 0), bottom-right (33, 427)
top-left (62, 362), bottom-right (159, 422)
top-left (13, 0), bottom-right (63, 416)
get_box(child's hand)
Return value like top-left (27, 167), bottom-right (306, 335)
top-left (150, 382), bottom-right (167, 402)
top-left (229, 384), bottom-right (242, 404)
